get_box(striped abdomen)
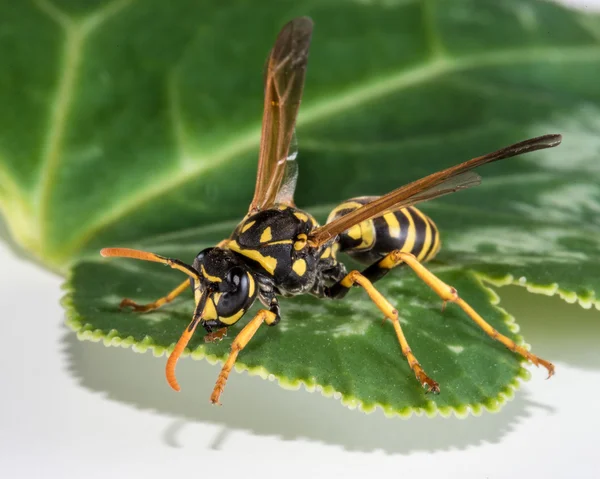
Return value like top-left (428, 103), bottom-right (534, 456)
top-left (327, 196), bottom-right (441, 265)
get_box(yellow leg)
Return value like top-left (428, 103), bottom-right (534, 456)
top-left (341, 271), bottom-right (440, 393)
top-left (120, 280), bottom-right (190, 313)
top-left (165, 287), bottom-right (208, 392)
top-left (380, 251), bottom-right (555, 377)
top-left (211, 309), bottom-right (278, 405)
top-left (166, 314), bottom-right (200, 392)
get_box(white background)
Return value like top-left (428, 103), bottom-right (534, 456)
top-left (2, 1), bottom-right (600, 478)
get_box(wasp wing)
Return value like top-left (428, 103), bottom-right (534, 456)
top-left (248, 17), bottom-right (313, 213)
top-left (308, 134), bottom-right (562, 247)
top-left (392, 170), bottom-right (482, 205)
top-left (273, 130), bottom-right (300, 207)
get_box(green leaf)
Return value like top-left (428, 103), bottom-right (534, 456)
top-left (3, 0), bottom-right (600, 414)
top-left (64, 236), bottom-right (529, 416)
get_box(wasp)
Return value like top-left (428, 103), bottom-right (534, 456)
top-left (101, 17), bottom-right (559, 404)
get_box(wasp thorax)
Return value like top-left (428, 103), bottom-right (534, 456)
top-left (192, 247), bottom-right (258, 330)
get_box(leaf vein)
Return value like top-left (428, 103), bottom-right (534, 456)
top-left (34, 0), bottom-right (139, 254)
top-left (58, 44), bottom-right (600, 259)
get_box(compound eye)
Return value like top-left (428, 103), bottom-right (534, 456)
top-left (192, 247), bottom-right (214, 278)
top-left (218, 268), bottom-right (252, 317)
top-left (195, 248), bottom-right (211, 263)
top-left (226, 267), bottom-right (245, 290)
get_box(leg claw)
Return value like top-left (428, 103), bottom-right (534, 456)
top-left (423, 379), bottom-right (440, 394)
top-left (542, 360), bottom-right (555, 379)
top-left (527, 353), bottom-right (555, 379)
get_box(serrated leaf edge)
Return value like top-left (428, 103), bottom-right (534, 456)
top-left (482, 273), bottom-right (600, 311)
top-left (61, 267), bottom-right (548, 418)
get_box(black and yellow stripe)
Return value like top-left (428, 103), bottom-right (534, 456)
top-left (326, 196), bottom-right (441, 265)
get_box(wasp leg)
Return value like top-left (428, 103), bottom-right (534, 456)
top-left (211, 306), bottom-right (280, 405)
top-left (325, 271), bottom-right (440, 393)
top-left (120, 279), bottom-right (190, 313)
top-left (377, 251), bottom-right (555, 377)
top-left (166, 294), bottom-right (206, 392)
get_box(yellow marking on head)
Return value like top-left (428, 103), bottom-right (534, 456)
top-left (260, 227), bottom-right (272, 243)
top-left (294, 212), bottom-right (309, 222)
top-left (412, 208), bottom-right (432, 261)
top-left (203, 296), bottom-right (218, 320)
top-left (277, 204), bottom-right (289, 210)
top-left (201, 265), bottom-right (222, 283)
top-left (201, 291), bottom-right (246, 325)
top-left (347, 225), bottom-right (361, 240)
top-left (241, 220), bottom-right (256, 233)
top-left (321, 247), bottom-right (331, 259)
top-left (292, 259), bottom-right (307, 276)
top-left (247, 273), bottom-right (255, 297)
top-left (294, 233), bottom-right (307, 251)
top-left (383, 212), bottom-right (400, 238)
top-left (193, 282), bottom-right (203, 303)
top-left (220, 308), bottom-right (245, 326)
top-left (228, 241), bottom-right (277, 275)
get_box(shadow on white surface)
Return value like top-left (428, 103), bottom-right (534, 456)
top-left (61, 327), bottom-right (550, 454)
top-left (60, 284), bottom-right (600, 454)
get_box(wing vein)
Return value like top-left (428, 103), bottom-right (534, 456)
top-left (308, 134), bottom-right (562, 246)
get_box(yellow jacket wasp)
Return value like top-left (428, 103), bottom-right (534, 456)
top-left (101, 17), bottom-right (559, 404)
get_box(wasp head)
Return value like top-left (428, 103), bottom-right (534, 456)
top-left (192, 247), bottom-right (258, 331)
